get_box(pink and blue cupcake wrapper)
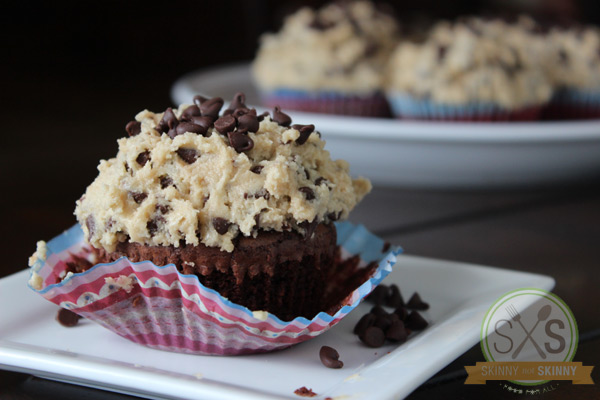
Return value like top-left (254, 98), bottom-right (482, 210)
top-left (259, 88), bottom-right (392, 118)
top-left (387, 93), bottom-right (541, 121)
top-left (543, 88), bottom-right (600, 120)
top-left (28, 222), bottom-right (399, 356)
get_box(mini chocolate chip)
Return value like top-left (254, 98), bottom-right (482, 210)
top-left (235, 107), bottom-right (257, 118)
top-left (309, 17), bottom-right (335, 30)
top-left (272, 106), bottom-right (292, 126)
top-left (386, 284), bottom-right (404, 308)
top-left (438, 45), bottom-right (448, 61)
top-left (227, 92), bottom-right (247, 112)
top-left (394, 306), bottom-right (409, 322)
top-left (193, 95), bottom-right (208, 107)
top-left (370, 305), bottom-right (387, 317)
top-left (386, 320), bottom-right (409, 342)
top-left (354, 313), bottom-right (376, 335)
top-left (299, 187), bottom-right (315, 200)
top-left (85, 215), bottom-right (95, 237)
top-left (368, 285), bottom-right (389, 306)
top-left (130, 191), bottom-right (148, 204)
top-left (190, 116), bottom-right (213, 133)
top-left (315, 177), bottom-right (327, 186)
top-left (254, 188), bottom-right (270, 200)
top-left (405, 311), bottom-right (428, 331)
top-left (237, 113), bottom-right (259, 132)
top-left (147, 219), bottom-right (159, 236)
top-left (173, 122), bottom-right (205, 138)
top-left (56, 308), bottom-right (81, 327)
top-left (180, 105), bottom-right (201, 121)
top-left (176, 148), bottom-right (199, 164)
top-left (292, 124), bottom-right (315, 145)
top-left (214, 115), bottom-right (237, 134)
top-left (200, 97), bottom-right (224, 119)
top-left (228, 131), bottom-right (254, 152)
top-left (213, 217), bottom-right (231, 235)
top-left (364, 41), bottom-right (379, 57)
top-left (559, 49), bottom-right (569, 64)
top-left (382, 242), bottom-right (391, 252)
top-left (156, 204), bottom-right (170, 214)
top-left (156, 107), bottom-right (178, 133)
top-left (303, 168), bottom-right (310, 180)
top-left (159, 175), bottom-right (173, 189)
top-left (300, 218), bottom-right (319, 240)
top-left (374, 314), bottom-right (392, 331)
top-left (126, 121), bottom-right (141, 136)
top-left (359, 326), bottom-right (385, 348)
top-left (250, 165), bottom-right (263, 174)
top-left (327, 211), bottom-right (341, 221)
top-left (136, 151), bottom-right (150, 166)
top-left (319, 346), bottom-right (343, 369)
top-left (257, 111), bottom-right (270, 121)
top-left (406, 292), bottom-right (429, 310)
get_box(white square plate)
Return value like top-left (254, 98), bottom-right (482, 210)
top-left (0, 255), bottom-right (554, 400)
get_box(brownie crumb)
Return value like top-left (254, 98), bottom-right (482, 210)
top-left (294, 387), bottom-right (317, 397)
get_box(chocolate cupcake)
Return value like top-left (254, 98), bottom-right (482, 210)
top-left (73, 93), bottom-right (371, 321)
top-left (252, 1), bottom-right (398, 117)
top-left (26, 93), bottom-right (399, 356)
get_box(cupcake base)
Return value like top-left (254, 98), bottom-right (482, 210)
top-left (28, 222), bottom-right (397, 356)
top-left (260, 89), bottom-right (392, 118)
top-left (94, 224), bottom-right (337, 321)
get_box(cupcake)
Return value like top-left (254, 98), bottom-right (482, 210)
top-left (252, 1), bottom-right (398, 117)
top-left (543, 26), bottom-right (600, 119)
top-left (27, 93), bottom-right (398, 356)
top-left (386, 16), bottom-right (552, 121)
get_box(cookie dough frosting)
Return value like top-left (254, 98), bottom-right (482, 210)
top-left (546, 26), bottom-right (600, 89)
top-left (75, 93), bottom-right (371, 253)
top-left (387, 17), bottom-right (552, 109)
top-left (252, 1), bottom-right (398, 93)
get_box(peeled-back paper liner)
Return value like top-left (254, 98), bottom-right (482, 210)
top-left (28, 221), bottom-right (399, 356)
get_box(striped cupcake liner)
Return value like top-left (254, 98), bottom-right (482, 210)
top-left (260, 89), bottom-right (392, 118)
top-left (28, 222), bottom-right (399, 356)
top-left (542, 88), bottom-right (600, 120)
top-left (386, 93), bottom-right (542, 121)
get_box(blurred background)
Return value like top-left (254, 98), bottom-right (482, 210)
top-left (2, 0), bottom-right (600, 272)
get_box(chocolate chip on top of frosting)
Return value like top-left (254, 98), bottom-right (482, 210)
top-left (75, 93), bottom-right (371, 252)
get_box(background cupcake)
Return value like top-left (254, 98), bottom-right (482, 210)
top-left (252, 1), bottom-right (398, 117)
top-left (386, 16), bottom-right (552, 121)
top-left (543, 25), bottom-right (600, 119)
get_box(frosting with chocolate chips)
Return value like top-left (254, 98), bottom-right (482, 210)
top-left (252, 1), bottom-right (399, 93)
top-left (75, 93), bottom-right (371, 252)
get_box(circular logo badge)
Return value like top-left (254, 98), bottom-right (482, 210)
top-left (481, 288), bottom-right (578, 385)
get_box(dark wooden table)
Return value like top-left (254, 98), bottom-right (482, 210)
top-left (2, 2), bottom-right (599, 398)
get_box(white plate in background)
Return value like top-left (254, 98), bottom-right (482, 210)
top-left (1, 255), bottom-right (553, 400)
top-left (171, 63), bottom-right (600, 189)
